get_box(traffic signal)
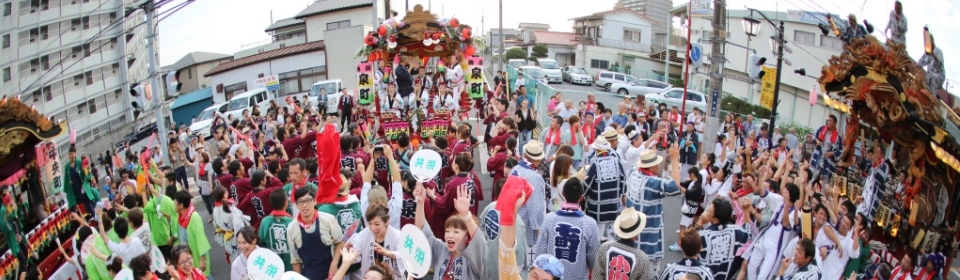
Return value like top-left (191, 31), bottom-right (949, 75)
top-left (749, 54), bottom-right (767, 81)
top-left (130, 83), bottom-right (146, 119)
top-left (166, 70), bottom-right (181, 97)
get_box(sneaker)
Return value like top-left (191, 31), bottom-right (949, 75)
top-left (668, 243), bottom-right (681, 252)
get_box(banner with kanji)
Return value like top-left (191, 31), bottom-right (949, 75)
top-left (760, 66), bottom-right (777, 109)
top-left (419, 118), bottom-right (449, 138)
top-left (357, 62), bottom-right (375, 105)
top-left (467, 56), bottom-right (484, 99)
top-left (384, 120), bottom-right (411, 140)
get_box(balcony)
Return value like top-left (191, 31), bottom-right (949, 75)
top-left (582, 37), bottom-right (653, 54)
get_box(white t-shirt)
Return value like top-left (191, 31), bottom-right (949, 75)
top-left (107, 237), bottom-right (147, 266)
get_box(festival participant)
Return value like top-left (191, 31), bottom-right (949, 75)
top-left (562, 115), bottom-right (587, 169)
top-left (479, 178), bottom-right (529, 278)
top-left (211, 186), bottom-right (248, 261)
top-left (668, 167), bottom-right (704, 252)
top-left (169, 141), bottom-right (191, 191)
top-left (95, 210), bottom-right (145, 266)
top-left (237, 170), bottom-right (284, 229)
top-left (487, 117), bottom-right (519, 153)
top-left (591, 207), bottom-right (654, 280)
top-left (858, 143), bottom-right (890, 222)
top-left (282, 159), bottom-right (317, 217)
top-left (174, 190), bottom-right (212, 278)
top-left (693, 198), bottom-right (750, 280)
top-left (775, 238), bottom-right (822, 280)
top-left (679, 121), bottom-right (700, 180)
top-left (745, 182), bottom-right (801, 280)
top-left (343, 201), bottom-right (405, 280)
top-left (226, 161), bottom-right (251, 202)
top-left (286, 187), bottom-right (344, 280)
top-left (541, 116), bottom-right (565, 157)
top-left (433, 85), bottom-right (458, 120)
top-left (317, 166), bottom-right (364, 273)
top-left (820, 213), bottom-right (861, 280)
top-left (338, 88), bottom-right (356, 132)
top-left (515, 97), bottom-right (536, 153)
top-left (535, 178), bottom-right (599, 280)
top-left (584, 136), bottom-right (626, 241)
top-left (394, 54), bottom-right (415, 103)
top-left (129, 254), bottom-right (158, 280)
top-left (488, 137), bottom-right (518, 184)
top-left (413, 179), bottom-right (483, 280)
top-left (127, 208), bottom-right (166, 274)
top-left (625, 146), bottom-right (682, 273)
top-left (811, 115), bottom-right (843, 184)
top-left (658, 229), bottom-right (715, 280)
top-left (259, 189), bottom-right (294, 271)
top-left (916, 252), bottom-right (946, 280)
top-left (358, 145), bottom-right (404, 227)
top-left (427, 152), bottom-right (480, 236)
top-left (64, 144), bottom-right (97, 214)
top-left (382, 83), bottom-right (407, 117)
top-left (230, 226), bottom-right (259, 280)
top-left (166, 244), bottom-right (207, 280)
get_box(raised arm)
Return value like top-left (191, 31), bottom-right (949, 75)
top-left (384, 146), bottom-right (401, 182)
top-left (414, 182), bottom-right (427, 229)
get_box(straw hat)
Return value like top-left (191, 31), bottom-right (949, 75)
top-left (524, 140), bottom-right (545, 160)
top-left (591, 137), bottom-right (611, 150)
top-left (635, 149), bottom-right (664, 169)
top-left (613, 207), bottom-right (647, 239)
top-left (602, 129), bottom-right (618, 141)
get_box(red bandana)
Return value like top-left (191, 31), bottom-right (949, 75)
top-left (270, 210), bottom-right (291, 217)
top-left (817, 127), bottom-right (839, 143)
top-left (289, 180), bottom-right (305, 204)
top-left (297, 212), bottom-right (317, 229)
top-left (546, 128), bottom-right (562, 145)
top-left (569, 127), bottom-right (579, 145)
top-left (177, 268), bottom-right (206, 280)
top-left (178, 204), bottom-right (195, 229)
top-left (583, 123), bottom-right (596, 143)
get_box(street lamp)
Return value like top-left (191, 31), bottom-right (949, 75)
top-left (742, 17), bottom-right (761, 37)
top-left (745, 8), bottom-right (786, 141)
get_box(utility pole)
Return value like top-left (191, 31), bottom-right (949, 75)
top-left (385, 0), bottom-right (391, 19)
top-left (498, 0), bottom-right (504, 73)
top-left (703, 0), bottom-right (726, 151)
top-left (768, 21), bottom-right (785, 141)
top-left (144, 1), bottom-right (170, 165)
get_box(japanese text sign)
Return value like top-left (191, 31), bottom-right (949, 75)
top-left (399, 224), bottom-right (432, 278)
top-left (358, 62), bottom-right (375, 105)
top-left (466, 56), bottom-right (484, 99)
top-left (247, 248), bottom-right (284, 280)
top-left (409, 149), bottom-right (442, 182)
top-left (384, 121), bottom-right (410, 140)
top-left (760, 66), bottom-right (777, 109)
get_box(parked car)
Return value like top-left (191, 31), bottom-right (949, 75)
top-left (594, 71), bottom-right (638, 90)
top-left (562, 66), bottom-right (592, 85)
top-left (507, 58), bottom-right (527, 68)
top-left (610, 79), bottom-right (672, 95)
top-left (287, 79), bottom-right (343, 112)
top-left (644, 88), bottom-right (708, 113)
top-left (518, 66), bottom-right (548, 85)
top-left (538, 59), bottom-right (562, 84)
top-left (190, 103), bottom-right (228, 139)
top-left (223, 88), bottom-right (274, 121)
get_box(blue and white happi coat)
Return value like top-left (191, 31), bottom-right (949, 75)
top-left (699, 224), bottom-right (751, 280)
top-left (585, 149), bottom-right (626, 223)
top-left (511, 160), bottom-right (547, 246)
top-left (625, 169), bottom-right (681, 260)
top-left (534, 209), bottom-right (600, 280)
top-left (810, 126), bottom-right (843, 180)
top-left (857, 159), bottom-right (890, 223)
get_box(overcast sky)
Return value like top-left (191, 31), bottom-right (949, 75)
top-left (158, 0), bottom-right (958, 91)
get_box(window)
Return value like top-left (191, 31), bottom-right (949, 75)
top-left (76, 103), bottom-right (85, 115)
top-left (687, 93), bottom-right (703, 102)
top-left (278, 66), bottom-right (328, 96)
top-left (82, 16), bottom-right (90, 30)
top-left (820, 35), bottom-right (843, 51)
top-left (3, 3), bottom-right (11, 16)
top-left (794, 31), bottom-right (815, 46)
top-left (665, 90), bottom-right (683, 99)
top-left (187, 68), bottom-right (192, 79)
top-left (84, 71), bottom-right (93, 85)
top-left (2, 67), bottom-right (9, 82)
top-left (623, 30), bottom-right (641, 42)
top-left (87, 100), bottom-right (96, 114)
top-left (1, 34), bottom-right (7, 48)
top-left (224, 82), bottom-right (247, 100)
top-left (326, 20), bottom-right (350, 30)
top-left (590, 59), bottom-right (609, 69)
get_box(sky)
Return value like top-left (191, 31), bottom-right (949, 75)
top-left (158, 0), bottom-right (960, 90)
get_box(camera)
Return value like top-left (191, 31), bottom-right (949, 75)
top-left (374, 145), bottom-right (384, 153)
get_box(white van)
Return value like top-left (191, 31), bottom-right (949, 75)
top-left (223, 87), bottom-right (273, 121)
top-left (286, 79), bottom-right (343, 112)
top-left (311, 79), bottom-right (343, 115)
top-left (538, 59), bottom-right (562, 84)
top-left (189, 103), bottom-right (228, 139)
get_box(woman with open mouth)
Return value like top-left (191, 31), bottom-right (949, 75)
top-left (414, 182), bottom-right (484, 280)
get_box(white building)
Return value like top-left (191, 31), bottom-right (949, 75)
top-left (529, 31), bottom-right (577, 66)
top-left (205, 0), bottom-right (385, 103)
top-left (570, 8), bottom-right (658, 74)
top-left (618, 0), bottom-right (672, 51)
top-left (658, 6), bottom-right (844, 129)
top-left (0, 0), bottom-right (154, 150)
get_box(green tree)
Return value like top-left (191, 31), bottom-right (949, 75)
top-left (532, 44), bottom-right (549, 58)
top-left (505, 48), bottom-right (528, 60)
top-left (527, 56), bottom-right (539, 65)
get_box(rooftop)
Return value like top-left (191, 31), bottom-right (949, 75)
top-left (518, 22), bottom-right (551, 30)
top-left (204, 41), bottom-right (325, 77)
top-left (571, 8), bottom-right (662, 26)
top-left (265, 17), bottom-right (305, 32)
top-left (532, 31), bottom-right (578, 46)
top-left (166, 51), bottom-right (232, 71)
top-left (296, 0), bottom-right (374, 19)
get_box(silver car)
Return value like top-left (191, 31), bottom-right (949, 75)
top-left (644, 88), bottom-right (708, 113)
top-left (562, 66), bottom-right (592, 85)
top-left (610, 79), bottom-right (672, 95)
top-left (594, 71), bottom-right (637, 90)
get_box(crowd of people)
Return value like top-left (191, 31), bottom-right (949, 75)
top-left (43, 49), bottom-right (951, 280)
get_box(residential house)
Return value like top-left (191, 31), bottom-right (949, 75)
top-left (488, 28), bottom-right (521, 53)
top-left (517, 22), bottom-right (550, 54)
top-left (165, 51), bottom-right (232, 93)
top-left (529, 31), bottom-right (577, 66)
top-left (570, 8), bottom-right (658, 74)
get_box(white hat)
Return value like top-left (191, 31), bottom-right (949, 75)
top-left (628, 131), bottom-right (641, 141)
top-left (524, 140), bottom-right (545, 160)
top-left (635, 149), bottom-right (664, 169)
top-left (613, 207), bottom-right (647, 239)
top-left (602, 129), bottom-right (619, 141)
top-left (591, 137), bottom-right (611, 150)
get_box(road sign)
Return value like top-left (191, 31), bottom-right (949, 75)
top-left (690, 43), bottom-right (703, 68)
top-left (710, 88), bottom-right (720, 117)
top-left (691, 0), bottom-right (713, 17)
top-left (760, 66), bottom-right (777, 109)
top-left (254, 75), bottom-right (280, 92)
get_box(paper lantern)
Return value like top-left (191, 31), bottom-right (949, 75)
top-left (431, 32), bottom-right (441, 41)
top-left (461, 27), bottom-right (472, 39)
top-left (464, 44), bottom-right (476, 57)
top-left (364, 34), bottom-right (378, 46)
top-left (449, 17), bottom-right (460, 28)
top-left (809, 88), bottom-right (818, 106)
top-left (377, 25), bottom-right (388, 36)
top-left (70, 129), bottom-right (77, 144)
